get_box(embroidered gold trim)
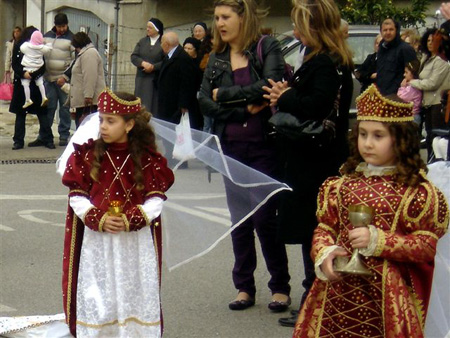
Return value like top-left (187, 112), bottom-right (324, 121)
top-left (391, 186), bottom-right (412, 233)
top-left (317, 222), bottom-right (338, 239)
top-left (373, 228), bottom-right (386, 257)
top-left (316, 177), bottom-right (341, 217)
top-left (66, 215), bottom-right (78, 325)
top-left (98, 213), bottom-right (107, 232)
top-left (76, 316), bottom-right (160, 328)
top-left (146, 191), bottom-right (166, 197)
top-left (121, 214), bottom-right (130, 232)
top-left (404, 183), bottom-right (430, 223)
top-left (69, 189), bottom-right (89, 196)
top-left (412, 230), bottom-right (439, 240)
top-left (381, 260), bottom-right (387, 335)
top-left (138, 204), bottom-right (150, 225)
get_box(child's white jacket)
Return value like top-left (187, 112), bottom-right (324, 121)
top-left (20, 42), bottom-right (52, 72)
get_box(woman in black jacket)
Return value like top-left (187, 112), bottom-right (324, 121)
top-left (263, 0), bottom-right (354, 326)
top-left (199, 0), bottom-right (291, 312)
top-left (9, 26), bottom-right (53, 150)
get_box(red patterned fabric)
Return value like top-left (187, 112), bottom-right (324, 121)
top-left (293, 167), bottom-right (449, 338)
top-left (61, 140), bottom-right (174, 336)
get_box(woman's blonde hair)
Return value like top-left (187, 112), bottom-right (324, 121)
top-left (212, 0), bottom-right (269, 53)
top-left (291, 0), bottom-right (353, 68)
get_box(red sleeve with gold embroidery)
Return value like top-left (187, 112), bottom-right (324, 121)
top-left (142, 149), bottom-right (175, 201)
top-left (62, 140), bottom-right (95, 199)
top-left (312, 176), bottom-right (342, 262)
top-left (373, 182), bottom-right (449, 263)
top-left (62, 140), bottom-right (107, 232)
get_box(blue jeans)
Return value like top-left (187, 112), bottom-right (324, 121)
top-left (38, 81), bottom-right (71, 141)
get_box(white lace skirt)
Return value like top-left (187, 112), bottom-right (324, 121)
top-left (76, 227), bottom-right (161, 338)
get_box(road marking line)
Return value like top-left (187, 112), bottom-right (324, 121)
top-left (0, 195), bottom-right (67, 200)
top-left (195, 207), bottom-right (230, 217)
top-left (0, 224), bottom-right (15, 232)
top-left (17, 210), bottom-right (66, 225)
top-left (0, 304), bottom-right (17, 312)
top-left (164, 201), bottom-right (230, 226)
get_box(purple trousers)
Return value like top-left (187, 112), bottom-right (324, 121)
top-left (222, 140), bottom-right (291, 297)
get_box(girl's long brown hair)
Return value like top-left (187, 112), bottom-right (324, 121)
top-left (90, 92), bottom-right (157, 190)
top-left (341, 121), bottom-right (427, 187)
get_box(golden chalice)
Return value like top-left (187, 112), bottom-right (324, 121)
top-left (334, 204), bottom-right (373, 276)
top-left (108, 200), bottom-right (123, 216)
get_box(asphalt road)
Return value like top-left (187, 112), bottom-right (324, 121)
top-left (0, 160), bottom-right (305, 338)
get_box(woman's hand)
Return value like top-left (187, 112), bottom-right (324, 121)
top-left (370, 73), bottom-right (377, 80)
top-left (24, 72), bottom-right (32, 80)
top-left (103, 215), bottom-right (126, 234)
top-left (400, 78), bottom-right (408, 87)
top-left (247, 101), bottom-right (269, 115)
top-left (320, 247), bottom-right (348, 281)
top-left (348, 227), bottom-right (370, 249)
top-left (212, 88), bottom-right (219, 102)
top-left (262, 79), bottom-right (290, 107)
top-left (141, 61), bottom-right (154, 73)
top-left (57, 77), bottom-right (66, 87)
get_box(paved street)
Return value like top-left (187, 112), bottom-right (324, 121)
top-left (0, 100), bottom-right (304, 337)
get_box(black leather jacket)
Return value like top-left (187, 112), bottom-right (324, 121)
top-left (198, 36), bottom-right (284, 139)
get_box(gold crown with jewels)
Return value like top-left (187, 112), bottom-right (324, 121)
top-left (98, 88), bottom-right (141, 115)
top-left (356, 84), bottom-right (414, 122)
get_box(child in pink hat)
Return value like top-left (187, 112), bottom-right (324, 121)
top-left (20, 30), bottom-right (52, 108)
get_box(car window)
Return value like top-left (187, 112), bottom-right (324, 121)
top-left (347, 34), bottom-right (378, 67)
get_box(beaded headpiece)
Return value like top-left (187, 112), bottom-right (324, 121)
top-left (356, 84), bottom-right (414, 122)
top-left (97, 88), bottom-right (141, 115)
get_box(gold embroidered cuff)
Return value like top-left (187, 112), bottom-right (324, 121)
top-left (137, 205), bottom-right (150, 225)
top-left (121, 214), bottom-right (130, 232)
top-left (373, 228), bottom-right (386, 257)
top-left (98, 213), bottom-right (107, 232)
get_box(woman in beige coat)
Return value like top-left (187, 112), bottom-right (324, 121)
top-left (409, 28), bottom-right (450, 160)
top-left (67, 32), bottom-right (105, 127)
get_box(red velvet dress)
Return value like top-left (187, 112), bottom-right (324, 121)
top-left (293, 164), bottom-right (449, 338)
top-left (61, 140), bottom-right (174, 337)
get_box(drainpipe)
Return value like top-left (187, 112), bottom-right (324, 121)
top-left (40, 0), bottom-right (45, 32)
top-left (113, 0), bottom-right (120, 91)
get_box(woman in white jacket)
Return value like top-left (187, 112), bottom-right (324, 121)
top-left (66, 32), bottom-right (105, 127)
top-left (410, 28), bottom-right (450, 160)
top-left (20, 30), bottom-right (51, 108)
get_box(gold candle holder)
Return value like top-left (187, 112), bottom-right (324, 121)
top-left (108, 200), bottom-right (123, 216)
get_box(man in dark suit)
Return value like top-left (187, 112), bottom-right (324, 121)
top-left (157, 31), bottom-right (196, 124)
top-left (157, 31), bottom-right (197, 167)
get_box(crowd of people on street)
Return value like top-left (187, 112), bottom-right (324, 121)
top-left (2, 0), bottom-right (450, 337)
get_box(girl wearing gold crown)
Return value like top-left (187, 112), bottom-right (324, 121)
top-left (293, 85), bottom-right (449, 337)
top-left (61, 89), bottom-right (174, 337)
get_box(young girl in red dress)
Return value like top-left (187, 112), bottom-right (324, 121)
top-left (61, 89), bottom-right (174, 337)
top-left (293, 85), bottom-right (449, 337)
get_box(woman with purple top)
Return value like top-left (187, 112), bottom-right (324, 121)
top-left (199, 0), bottom-right (291, 312)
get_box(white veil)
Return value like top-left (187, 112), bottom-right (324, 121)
top-left (56, 112), bottom-right (291, 271)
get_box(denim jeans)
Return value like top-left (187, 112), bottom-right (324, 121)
top-left (38, 81), bottom-right (71, 142)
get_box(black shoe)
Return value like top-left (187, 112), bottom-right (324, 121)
top-left (12, 143), bottom-right (24, 150)
top-left (59, 139), bottom-right (68, 146)
top-left (28, 139), bottom-right (45, 147)
top-left (45, 143), bottom-right (56, 149)
top-left (278, 314), bottom-right (298, 327)
top-left (268, 295), bottom-right (291, 312)
top-left (228, 298), bottom-right (255, 311)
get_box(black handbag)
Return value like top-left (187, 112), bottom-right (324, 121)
top-left (268, 109), bottom-right (337, 144)
top-left (269, 69), bottom-right (342, 145)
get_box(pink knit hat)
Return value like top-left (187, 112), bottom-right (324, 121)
top-left (30, 31), bottom-right (44, 46)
